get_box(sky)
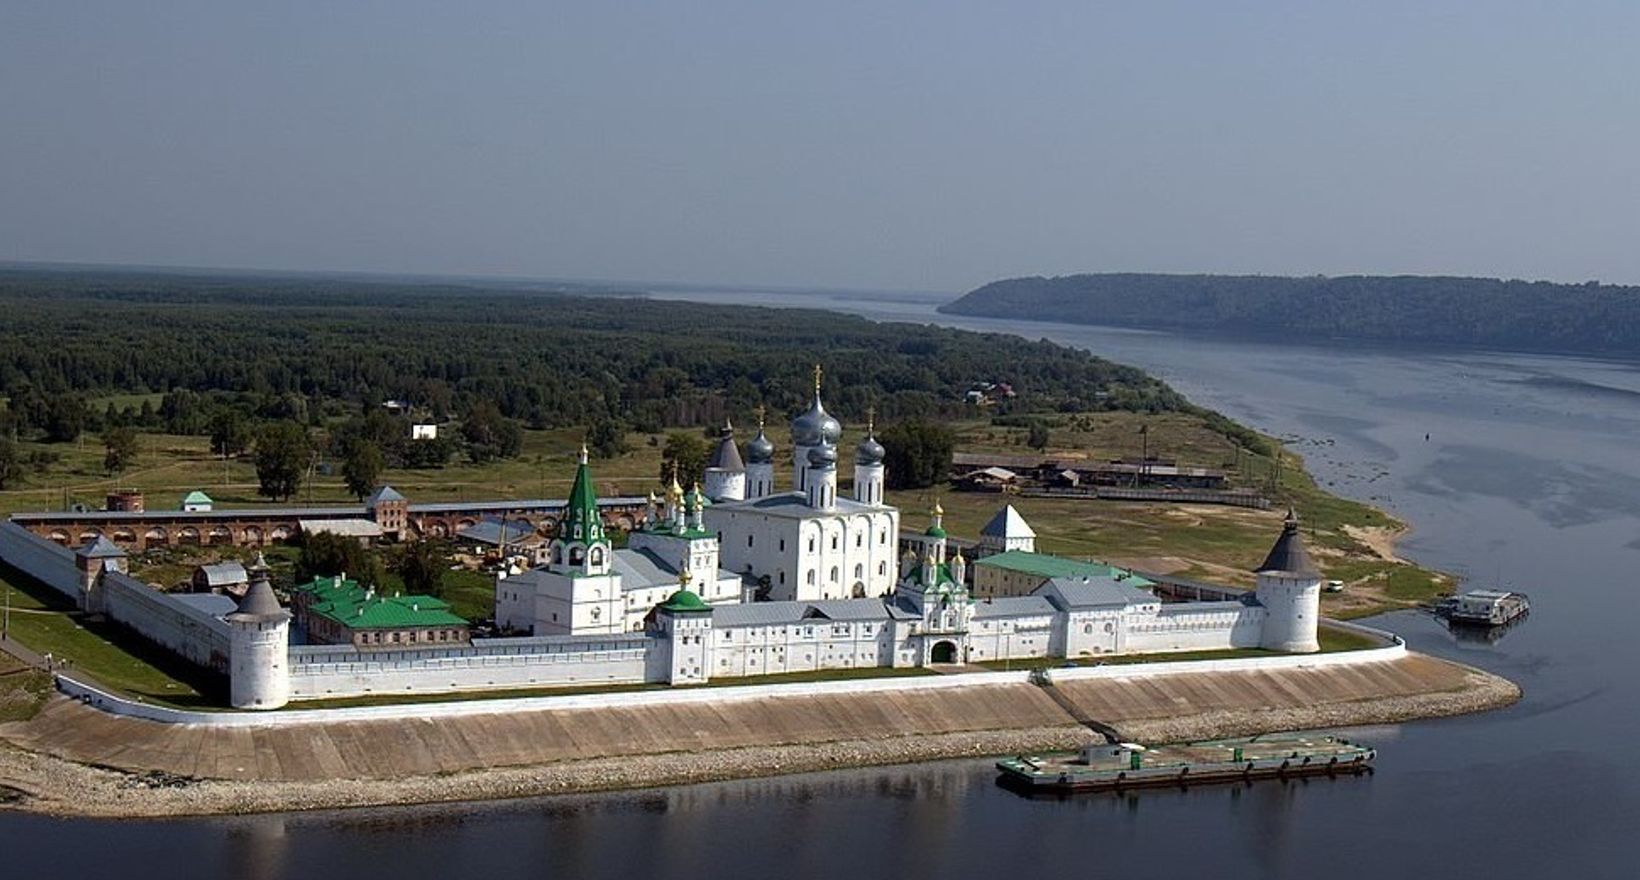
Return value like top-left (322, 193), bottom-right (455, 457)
top-left (3, 1), bottom-right (1638, 293)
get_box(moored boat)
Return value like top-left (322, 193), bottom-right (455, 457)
top-left (1439, 589), bottom-right (1530, 626)
top-left (996, 733), bottom-right (1375, 793)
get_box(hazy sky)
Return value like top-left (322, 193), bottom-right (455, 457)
top-left (3, 2), bottom-right (1638, 292)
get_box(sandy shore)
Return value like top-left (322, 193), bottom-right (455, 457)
top-left (0, 663), bottom-right (1518, 819)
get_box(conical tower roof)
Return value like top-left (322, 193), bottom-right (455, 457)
top-left (707, 421), bottom-right (745, 472)
top-left (560, 444), bottom-right (607, 545)
top-left (1257, 508), bottom-right (1319, 577)
top-left (227, 564), bottom-right (288, 624)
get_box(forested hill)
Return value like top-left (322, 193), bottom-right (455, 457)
top-left (0, 267), bottom-right (1187, 433)
top-left (940, 273), bottom-right (1640, 354)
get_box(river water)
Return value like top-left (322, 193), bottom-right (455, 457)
top-left (5, 289), bottom-right (1636, 878)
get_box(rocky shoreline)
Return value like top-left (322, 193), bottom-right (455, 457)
top-left (0, 663), bottom-right (1518, 819)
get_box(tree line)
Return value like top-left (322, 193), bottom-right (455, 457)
top-left (942, 272), bottom-right (1640, 356)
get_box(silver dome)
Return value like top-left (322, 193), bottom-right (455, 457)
top-left (806, 443), bottom-right (838, 470)
top-left (856, 433), bottom-right (885, 466)
top-left (791, 394), bottom-right (842, 447)
top-left (745, 428), bottom-right (775, 465)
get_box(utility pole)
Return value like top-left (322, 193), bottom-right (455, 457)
top-left (3, 584), bottom-right (10, 641)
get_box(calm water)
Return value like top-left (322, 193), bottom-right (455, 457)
top-left (6, 289), bottom-right (1637, 879)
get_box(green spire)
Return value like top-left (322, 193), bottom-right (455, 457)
top-left (561, 443), bottom-right (608, 546)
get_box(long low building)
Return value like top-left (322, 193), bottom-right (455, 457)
top-left (8, 488), bottom-right (648, 550)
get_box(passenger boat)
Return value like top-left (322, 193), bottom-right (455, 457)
top-left (996, 733), bottom-right (1375, 793)
top-left (1438, 589), bottom-right (1530, 626)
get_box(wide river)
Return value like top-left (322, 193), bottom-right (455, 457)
top-left (6, 288), bottom-right (1637, 878)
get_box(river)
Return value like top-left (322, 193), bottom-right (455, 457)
top-left (4, 288), bottom-right (1635, 879)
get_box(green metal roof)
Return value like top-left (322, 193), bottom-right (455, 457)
top-left (295, 576), bottom-right (468, 630)
top-left (974, 550), bottom-right (1152, 585)
top-left (924, 525), bottom-right (947, 538)
top-left (182, 490), bottom-right (214, 504)
top-left (660, 589), bottom-right (710, 612)
top-left (560, 449), bottom-right (609, 547)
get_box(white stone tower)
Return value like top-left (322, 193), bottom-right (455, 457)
top-left (1255, 508), bottom-right (1322, 653)
top-left (650, 570), bottom-right (713, 685)
top-left (744, 406), bottom-right (776, 500)
top-left (73, 535), bottom-right (127, 614)
top-left (225, 555), bottom-right (291, 710)
top-left (853, 407), bottom-right (886, 506)
top-left (703, 420), bottom-right (747, 502)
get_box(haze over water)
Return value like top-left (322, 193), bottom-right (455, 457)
top-left (6, 290), bottom-right (1636, 879)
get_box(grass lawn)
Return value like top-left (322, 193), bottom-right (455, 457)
top-left (0, 564), bottom-right (225, 708)
top-left (0, 654), bottom-right (52, 722)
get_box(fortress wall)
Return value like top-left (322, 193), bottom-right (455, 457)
top-left (0, 521), bottom-right (82, 602)
top-left (101, 573), bottom-right (232, 672)
top-left (286, 633), bottom-right (657, 699)
top-left (1122, 603), bottom-right (1266, 654)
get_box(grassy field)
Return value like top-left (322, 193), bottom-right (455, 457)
top-left (0, 653), bottom-right (52, 722)
top-left (0, 563), bottom-right (224, 708)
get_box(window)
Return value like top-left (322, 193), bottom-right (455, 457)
top-left (748, 535), bottom-right (754, 547)
top-left (590, 548), bottom-right (604, 566)
top-left (831, 535), bottom-right (838, 550)
top-left (854, 563), bottom-right (863, 580)
top-left (808, 538), bottom-right (815, 553)
top-left (806, 570), bottom-right (816, 586)
top-left (878, 562), bottom-right (887, 576)
top-left (830, 566), bottom-right (839, 583)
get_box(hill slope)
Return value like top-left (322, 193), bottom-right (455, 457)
top-left (940, 273), bottom-right (1640, 354)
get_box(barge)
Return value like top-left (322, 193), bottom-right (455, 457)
top-left (996, 733), bottom-right (1375, 793)
top-left (1437, 589), bottom-right (1530, 626)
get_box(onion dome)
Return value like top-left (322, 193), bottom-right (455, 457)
top-left (746, 428), bottom-right (775, 464)
top-left (856, 432), bottom-right (885, 466)
top-left (791, 364), bottom-right (842, 446)
top-left (807, 443), bottom-right (838, 470)
top-left (792, 396), bottom-right (841, 447)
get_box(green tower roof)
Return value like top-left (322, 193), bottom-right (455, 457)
top-left (660, 589), bottom-right (710, 612)
top-left (560, 444), bottom-right (608, 546)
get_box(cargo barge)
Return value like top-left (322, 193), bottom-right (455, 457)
top-left (996, 733), bottom-right (1375, 793)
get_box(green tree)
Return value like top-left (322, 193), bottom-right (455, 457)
top-left (102, 426), bottom-right (140, 475)
top-left (1026, 421), bottom-right (1050, 451)
top-left (0, 437), bottom-right (24, 490)
top-left (341, 439), bottom-right (385, 500)
top-left (296, 531), bottom-right (382, 585)
top-left (659, 431), bottom-right (709, 487)
top-left (396, 540), bottom-right (450, 598)
top-left (209, 410), bottom-right (253, 457)
top-left (461, 400), bottom-right (523, 464)
top-left (881, 421), bottom-right (955, 490)
top-left (254, 421), bottom-right (311, 502)
top-left (586, 418), bottom-right (629, 459)
top-left (42, 394), bottom-right (88, 443)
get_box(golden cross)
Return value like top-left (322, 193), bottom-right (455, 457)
top-left (812, 363), bottom-right (823, 395)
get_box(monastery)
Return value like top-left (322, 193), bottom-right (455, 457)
top-left (0, 369), bottom-right (1322, 710)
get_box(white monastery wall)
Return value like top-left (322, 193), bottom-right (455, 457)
top-left (102, 572), bottom-right (232, 671)
top-left (286, 634), bottom-right (652, 699)
top-left (0, 522), bottom-right (82, 602)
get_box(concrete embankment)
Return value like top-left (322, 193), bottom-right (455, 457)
top-left (0, 652), bottom-right (1518, 817)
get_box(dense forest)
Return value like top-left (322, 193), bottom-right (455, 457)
top-left (941, 273), bottom-right (1640, 355)
top-left (0, 266), bottom-right (1194, 441)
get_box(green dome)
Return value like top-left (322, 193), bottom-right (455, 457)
top-left (661, 589), bottom-right (709, 612)
top-left (924, 525), bottom-right (947, 539)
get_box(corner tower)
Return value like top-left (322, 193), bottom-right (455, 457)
top-left (225, 555), bottom-right (292, 710)
top-left (703, 420), bottom-right (747, 502)
top-left (1255, 508), bottom-right (1322, 653)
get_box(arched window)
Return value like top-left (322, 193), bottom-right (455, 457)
top-left (589, 547), bottom-right (604, 566)
top-left (830, 566), bottom-right (839, 583)
top-left (570, 546), bottom-right (585, 565)
top-left (806, 570), bottom-right (816, 586)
